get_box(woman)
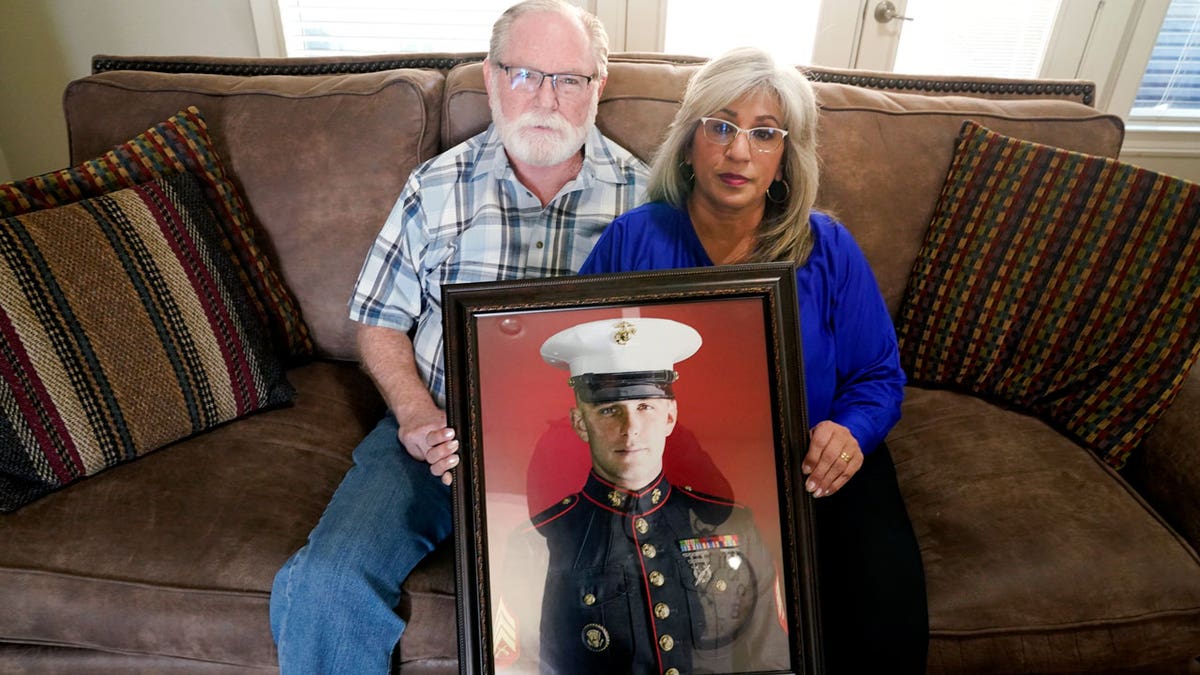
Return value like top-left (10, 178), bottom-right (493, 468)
top-left (579, 47), bottom-right (929, 673)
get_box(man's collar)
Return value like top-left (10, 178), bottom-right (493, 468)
top-left (474, 124), bottom-right (632, 188)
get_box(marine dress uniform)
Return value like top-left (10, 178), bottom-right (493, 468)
top-left (495, 317), bottom-right (790, 674)
top-left (516, 470), bottom-right (790, 675)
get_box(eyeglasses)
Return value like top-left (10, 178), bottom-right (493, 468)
top-left (698, 117), bottom-right (789, 153)
top-left (495, 62), bottom-right (596, 99)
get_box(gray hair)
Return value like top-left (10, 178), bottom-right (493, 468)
top-left (489, 0), bottom-right (610, 78)
top-left (648, 47), bottom-right (820, 265)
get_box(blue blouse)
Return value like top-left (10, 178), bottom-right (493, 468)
top-left (579, 201), bottom-right (904, 454)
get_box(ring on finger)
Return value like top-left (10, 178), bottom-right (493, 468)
top-left (838, 450), bottom-right (853, 463)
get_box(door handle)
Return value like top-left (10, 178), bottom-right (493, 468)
top-left (874, 1), bottom-right (914, 23)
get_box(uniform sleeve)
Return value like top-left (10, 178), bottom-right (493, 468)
top-left (826, 223), bottom-right (906, 453)
top-left (347, 170), bottom-right (430, 333)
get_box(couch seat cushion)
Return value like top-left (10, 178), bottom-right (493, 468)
top-left (890, 386), bottom-right (1200, 673)
top-left (0, 361), bottom-right (386, 669)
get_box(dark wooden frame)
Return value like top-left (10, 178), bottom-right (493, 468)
top-left (443, 262), bottom-right (822, 674)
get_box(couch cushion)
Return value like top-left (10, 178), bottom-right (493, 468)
top-left (0, 173), bottom-right (293, 512)
top-left (890, 386), bottom-right (1200, 673)
top-left (0, 361), bottom-right (384, 668)
top-left (0, 106), bottom-right (311, 360)
top-left (812, 87), bottom-right (1124, 317)
top-left (896, 121), bottom-right (1200, 468)
top-left (63, 69), bottom-right (445, 360)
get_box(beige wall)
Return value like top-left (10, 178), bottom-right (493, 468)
top-left (0, 0), bottom-right (261, 183)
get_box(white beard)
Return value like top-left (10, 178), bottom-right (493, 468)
top-left (491, 93), bottom-right (598, 167)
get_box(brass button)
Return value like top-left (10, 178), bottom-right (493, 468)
top-left (641, 543), bottom-right (657, 558)
top-left (665, 669), bottom-right (680, 675)
top-left (583, 593), bottom-right (596, 606)
top-left (535, 241), bottom-right (544, 249)
top-left (648, 570), bottom-right (665, 587)
top-left (659, 634), bottom-right (675, 651)
top-left (635, 517), bottom-right (649, 534)
top-left (654, 602), bottom-right (670, 619)
top-left (715, 579), bottom-right (727, 592)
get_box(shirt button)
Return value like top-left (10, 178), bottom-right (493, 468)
top-left (648, 570), bottom-right (665, 587)
top-left (583, 593), bottom-right (596, 606)
top-left (635, 517), bottom-right (649, 534)
top-left (535, 240), bottom-right (544, 249)
top-left (659, 634), bottom-right (675, 651)
top-left (654, 602), bottom-right (670, 619)
top-left (641, 543), bottom-right (657, 558)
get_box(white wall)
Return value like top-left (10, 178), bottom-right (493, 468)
top-left (0, 0), bottom-right (261, 182)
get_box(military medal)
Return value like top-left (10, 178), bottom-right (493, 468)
top-left (581, 623), bottom-right (610, 652)
top-left (682, 550), bottom-right (713, 586)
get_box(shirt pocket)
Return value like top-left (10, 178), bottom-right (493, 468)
top-left (538, 566), bottom-right (636, 671)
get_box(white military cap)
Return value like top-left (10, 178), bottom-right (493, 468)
top-left (541, 318), bottom-right (702, 403)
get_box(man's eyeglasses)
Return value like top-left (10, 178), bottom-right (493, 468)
top-left (496, 62), bottom-right (596, 99)
top-left (698, 117), bottom-right (789, 153)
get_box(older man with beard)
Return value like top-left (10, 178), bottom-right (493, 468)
top-left (267, 1), bottom-right (649, 673)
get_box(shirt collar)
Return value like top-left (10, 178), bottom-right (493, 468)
top-left (473, 123), bottom-right (636, 191)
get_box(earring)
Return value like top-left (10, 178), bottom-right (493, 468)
top-left (767, 179), bottom-right (790, 204)
top-left (681, 161), bottom-right (695, 183)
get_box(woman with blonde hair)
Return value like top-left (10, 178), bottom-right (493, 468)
top-left (580, 47), bottom-right (928, 673)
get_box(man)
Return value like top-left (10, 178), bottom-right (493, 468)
top-left (496, 317), bottom-right (789, 675)
top-left (268, 2), bottom-right (649, 672)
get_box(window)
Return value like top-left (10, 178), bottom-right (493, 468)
top-left (276, 0), bottom-right (513, 56)
top-left (662, 0), bottom-right (820, 65)
top-left (890, 0), bottom-right (1061, 78)
top-left (1130, 0), bottom-right (1200, 120)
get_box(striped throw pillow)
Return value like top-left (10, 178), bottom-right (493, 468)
top-left (0, 173), bottom-right (294, 511)
top-left (897, 121), bottom-right (1200, 468)
top-left (0, 106), bottom-right (312, 359)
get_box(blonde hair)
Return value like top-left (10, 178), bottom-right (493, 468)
top-left (489, 0), bottom-right (610, 78)
top-left (648, 47), bottom-right (820, 265)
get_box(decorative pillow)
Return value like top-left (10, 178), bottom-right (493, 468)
top-left (0, 106), bottom-right (312, 359)
top-left (0, 172), bottom-right (294, 511)
top-left (896, 121), bottom-right (1200, 468)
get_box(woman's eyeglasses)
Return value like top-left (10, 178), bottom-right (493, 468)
top-left (698, 117), bottom-right (788, 153)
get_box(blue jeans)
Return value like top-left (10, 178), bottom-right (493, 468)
top-left (270, 414), bottom-right (453, 674)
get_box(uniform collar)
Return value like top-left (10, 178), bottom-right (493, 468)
top-left (583, 471), bottom-right (672, 515)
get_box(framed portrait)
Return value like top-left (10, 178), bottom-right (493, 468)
top-left (443, 262), bottom-right (822, 675)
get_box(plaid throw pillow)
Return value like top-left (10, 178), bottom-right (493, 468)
top-left (0, 106), bottom-right (312, 359)
top-left (0, 173), bottom-right (294, 511)
top-left (897, 121), bottom-right (1200, 468)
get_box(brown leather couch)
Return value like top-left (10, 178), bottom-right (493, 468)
top-left (2, 52), bottom-right (1199, 674)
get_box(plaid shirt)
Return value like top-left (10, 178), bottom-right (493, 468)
top-left (349, 124), bottom-right (649, 407)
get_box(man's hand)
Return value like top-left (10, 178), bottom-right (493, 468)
top-left (801, 421), bottom-right (863, 498)
top-left (399, 418), bottom-right (460, 486)
top-left (357, 324), bottom-right (461, 485)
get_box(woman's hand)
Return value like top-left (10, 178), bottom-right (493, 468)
top-left (802, 421), bottom-right (862, 497)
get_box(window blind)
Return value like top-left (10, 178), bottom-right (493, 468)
top-left (1132, 0), bottom-right (1200, 117)
top-left (277, 0), bottom-right (515, 56)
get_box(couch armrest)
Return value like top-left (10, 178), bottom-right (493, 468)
top-left (1130, 368), bottom-right (1200, 550)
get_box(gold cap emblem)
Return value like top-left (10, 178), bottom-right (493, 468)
top-left (612, 320), bottom-right (637, 345)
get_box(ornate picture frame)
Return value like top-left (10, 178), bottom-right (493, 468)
top-left (443, 262), bottom-right (822, 674)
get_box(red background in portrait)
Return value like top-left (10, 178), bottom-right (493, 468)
top-left (475, 298), bottom-right (786, 578)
